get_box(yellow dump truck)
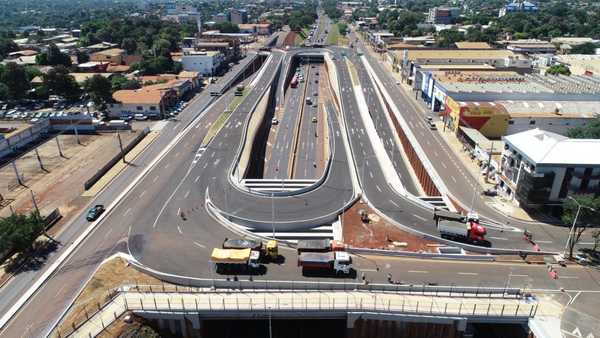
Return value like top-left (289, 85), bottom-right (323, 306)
top-left (211, 248), bottom-right (260, 273)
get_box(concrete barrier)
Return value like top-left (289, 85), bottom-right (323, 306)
top-left (83, 127), bottom-right (150, 190)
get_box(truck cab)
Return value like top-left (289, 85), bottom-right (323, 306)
top-left (333, 251), bottom-right (351, 274)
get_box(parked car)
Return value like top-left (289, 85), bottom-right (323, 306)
top-left (271, 118), bottom-right (279, 125)
top-left (86, 204), bottom-right (105, 221)
top-left (482, 189), bottom-right (498, 197)
top-left (134, 113), bottom-right (148, 121)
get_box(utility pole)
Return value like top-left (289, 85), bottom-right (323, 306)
top-left (271, 192), bottom-right (275, 239)
top-left (117, 132), bottom-right (126, 163)
top-left (30, 189), bottom-right (39, 215)
top-left (563, 196), bottom-right (596, 259)
top-left (55, 136), bottom-right (64, 158)
top-left (71, 119), bottom-right (80, 145)
top-left (34, 148), bottom-right (45, 172)
top-left (12, 161), bottom-right (24, 186)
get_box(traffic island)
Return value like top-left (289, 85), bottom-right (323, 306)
top-left (342, 199), bottom-right (439, 252)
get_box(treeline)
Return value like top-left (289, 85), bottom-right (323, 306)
top-left (267, 1), bottom-right (317, 31)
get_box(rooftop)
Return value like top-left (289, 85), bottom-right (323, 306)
top-left (113, 87), bottom-right (167, 105)
top-left (396, 49), bottom-right (521, 62)
top-left (503, 128), bottom-right (600, 166)
top-left (454, 42), bottom-right (492, 49)
top-left (92, 48), bottom-right (125, 57)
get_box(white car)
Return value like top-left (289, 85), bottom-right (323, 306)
top-left (134, 114), bottom-right (148, 121)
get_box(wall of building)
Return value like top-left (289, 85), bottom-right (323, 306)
top-left (108, 102), bottom-right (162, 118)
top-left (182, 53), bottom-right (224, 75)
top-left (506, 116), bottom-right (589, 136)
top-left (444, 97), bottom-right (509, 138)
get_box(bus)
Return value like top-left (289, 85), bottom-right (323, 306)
top-left (290, 75), bottom-right (299, 88)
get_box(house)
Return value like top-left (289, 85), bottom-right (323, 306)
top-left (427, 7), bottom-right (461, 24)
top-left (499, 129), bottom-right (600, 208)
top-left (499, 1), bottom-right (538, 17)
top-left (90, 48), bottom-right (126, 65)
top-left (110, 86), bottom-right (176, 119)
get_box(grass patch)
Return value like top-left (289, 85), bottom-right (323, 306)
top-left (201, 90), bottom-right (247, 146)
top-left (326, 22), bottom-right (340, 45)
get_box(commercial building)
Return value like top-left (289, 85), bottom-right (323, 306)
top-left (499, 129), bottom-right (600, 208)
top-left (238, 23), bottom-right (272, 35)
top-left (181, 50), bottom-right (224, 76)
top-left (194, 37), bottom-right (241, 63)
top-left (212, 13), bottom-right (228, 24)
top-left (230, 9), bottom-right (248, 25)
top-left (394, 49), bottom-right (532, 84)
top-left (426, 7), bottom-right (461, 24)
top-left (499, 1), bottom-right (538, 17)
top-left (498, 39), bottom-right (556, 54)
top-left (416, 70), bottom-right (600, 138)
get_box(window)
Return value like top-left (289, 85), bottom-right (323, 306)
top-left (508, 120), bottom-right (514, 125)
top-left (136, 106), bottom-right (143, 111)
top-left (529, 120), bottom-right (536, 125)
top-left (150, 106), bottom-right (157, 111)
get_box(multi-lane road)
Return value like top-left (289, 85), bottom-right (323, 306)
top-left (1, 19), bottom-right (600, 337)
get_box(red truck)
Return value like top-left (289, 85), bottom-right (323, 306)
top-left (435, 211), bottom-right (487, 245)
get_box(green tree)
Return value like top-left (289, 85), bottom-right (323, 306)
top-left (76, 50), bottom-right (90, 64)
top-left (546, 64), bottom-right (571, 76)
top-left (111, 75), bottom-right (141, 91)
top-left (562, 195), bottom-right (600, 258)
top-left (36, 43), bottom-right (72, 67)
top-left (435, 29), bottom-right (465, 48)
top-left (0, 212), bottom-right (45, 254)
top-left (568, 117), bottom-right (600, 139)
top-left (83, 74), bottom-right (112, 107)
top-left (0, 62), bottom-right (30, 100)
top-left (214, 22), bottom-right (240, 33)
top-left (42, 66), bottom-right (81, 100)
top-left (0, 82), bottom-right (9, 100)
top-left (0, 37), bottom-right (18, 59)
top-left (570, 43), bottom-right (598, 55)
top-left (121, 38), bottom-right (138, 54)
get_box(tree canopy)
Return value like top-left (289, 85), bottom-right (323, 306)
top-left (562, 194), bottom-right (600, 258)
top-left (546, 64), bottom-right (571, 76)
top-left (42, 66), bottom-right (81, 101)
top-left (568, 117), bottom-right (600, 139)
top-left (0, 63), bottom-right (30, 100)
top-left (83, 74), bottom-right (112, 107)
top-left (36, 43), bottom-right (72, 67)
top-left (0, 212), bottom-right (45, 255)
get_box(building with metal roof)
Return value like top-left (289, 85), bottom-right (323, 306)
top-left (498, 128), bottom-right (600, 207)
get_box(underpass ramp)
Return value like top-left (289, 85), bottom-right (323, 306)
top-left (419, 196), bottom-right (449, 210)
top-left (238, 224), bottom-right (334, 242)
top-left (242, 179), bottom-right (317, 193)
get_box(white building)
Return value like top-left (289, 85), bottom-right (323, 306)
top-left (181, 50), bottom-right (224, 76)
top-left (499, 128), bottom-right (600, 208)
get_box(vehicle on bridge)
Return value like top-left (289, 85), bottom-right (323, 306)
top-left (86, 204), bottom-right (105, 221)
top-left (222, 238), bottom-right (279, 261)
top-left (298, 251), bottom-right (352, 276)
top-left (434, 211), bottom-right (488, 245)
top-left (290, 75), bottom-right (299, 88)
top-left (211, 248), bottom-right (263, 274)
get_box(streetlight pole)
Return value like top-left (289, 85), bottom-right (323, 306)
top-left (563, 196), bottom-right (596, 259)
top-left (271, 192), bottom-right (275, 239)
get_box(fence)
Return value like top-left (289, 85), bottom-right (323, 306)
top-left (55, 286), bottom-right (537, 338)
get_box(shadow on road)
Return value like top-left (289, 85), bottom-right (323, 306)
top-left (4, 240), bottom-right (59, 275)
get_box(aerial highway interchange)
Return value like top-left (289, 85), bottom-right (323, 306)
top-left (0, 14), bottom-right (599, 338)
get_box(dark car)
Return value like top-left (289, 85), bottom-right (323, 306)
top-left (86, 204), bottom-right (105, 221)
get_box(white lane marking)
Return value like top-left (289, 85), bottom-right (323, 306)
top-left (184, 190), bottom-right (190, 199)
top-left (139, 190), bottom-right (146, 198)
top-left (412, 214), bottom-right (427, 222)
top-left (177, 226), bottom-right (183, 234)
top-left (457, 272), bottom-right (479, 276)
top-left (165, 163), bottom-right (171, 169)
top-left (214, 158), bottom-right (221, 166)
top-left (103, 228), bottom-right (113, 239)
top-left (450, 176), bottom-right (457, 183)
top-left (441, 162), bottom-right (447, 169)
top-left (194, 175), bottom-right (201, 183)
top-left (193, 241), bottom-right (206, 248)
top-left (512, 274), bottom-right (529, 277)
top-left (177, 207), bottom-right (181, 216)
top-left (375, 185), bottom-right (382, 192)
top-left (560, 276), bottom-right (579, 279)
top-left (408, 270), bottom-right (428, 273)
top-left (390, 200), bottom-right (399, 208)
top-left (123, 208), bottom-right (131, 217)
top-left (153, 175), bottom-right (159, 183)
top-left (488, 236), bottom-right (509, 241)
top-left (369, 171), bottom-right (373, 179)
top-left (536, 240), bottom-right (553, 244)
